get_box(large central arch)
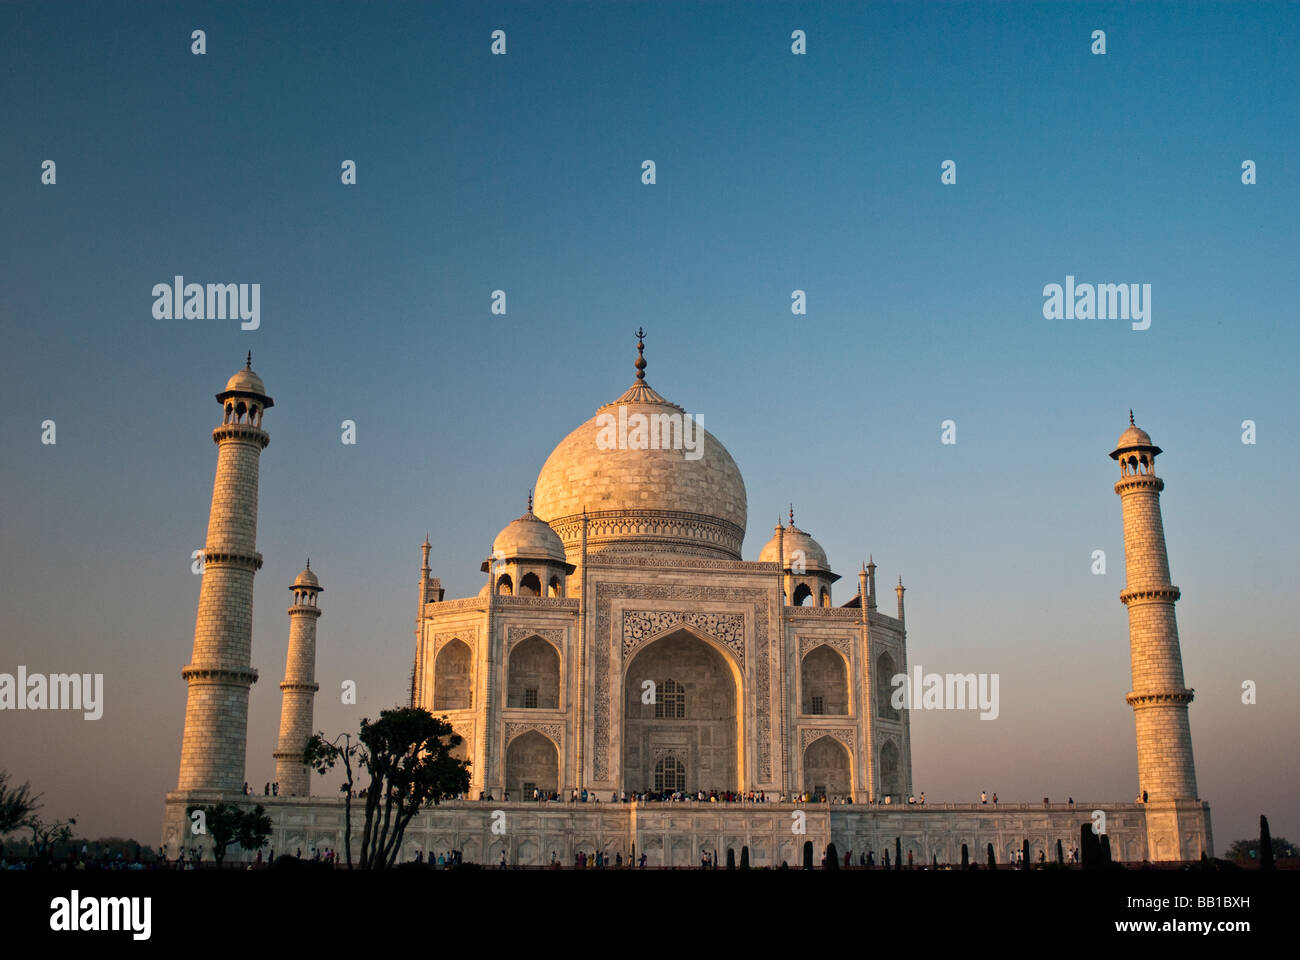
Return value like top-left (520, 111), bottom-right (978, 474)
top-left (622, 626), bottom-right (742, 794)
top-left (505, 730), bottom-right (558, 799)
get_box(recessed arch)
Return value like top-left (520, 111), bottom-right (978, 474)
top-left (792, 583), bottom-right (813, 606)
top-left (802, 735), bottom-right (852, 799)
top-left (433, 639), bottom-right (472, 710)
top-left (495, 573), bottom-right (513, 596)
top-left (505, 730), bottom-right (558, 800)
top-left (801, 644), bottom-right (848, 715)
top-left (879, 739), bottom-right (902, 799)
top-left (621, 626), bottom-right (743, 794)
top-left (507, 635), bottom-right (560, 709)
top-left (519, 572), bottom-right (542, 597)
top-left (654, 754), bottom-right (686, 792)
top-left (876, 651), bottom-right (900, 720)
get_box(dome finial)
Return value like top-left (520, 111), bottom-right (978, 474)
top-left (305, 557), bottom-right (310, 570)
top-left (1129, 409), bottom-right (1135, 426)
top-left (634, 327), bottom-right (647, 382)
top-left (246, 350), bottom-right (252, 370)
top-left (527, 489), bottom-right (533, 513)
top-left (789, 503), bottom-right (795, 527)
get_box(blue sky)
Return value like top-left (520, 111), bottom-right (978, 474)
top-left (1, 1), bottom-right (1296, 848)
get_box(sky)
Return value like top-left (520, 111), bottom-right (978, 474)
top-left (1, 1), bottom-right (1296, 850)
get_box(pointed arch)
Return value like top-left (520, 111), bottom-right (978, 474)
top-left (801, 644), bottom-right (848, 715)
top-left (433, 639), bottom-right (472, 710)
top-left (802, 735), bottom-right (852, 799)
top-left (507, 635), bottom-right (560, 709)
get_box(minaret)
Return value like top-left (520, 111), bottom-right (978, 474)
top-left (177, 355), bottom-right (272, 793)
top-left (1111, 414), bottom-right (1198, 802)
top-left (412, 535), bottom-right (431, 706)
top-left (895, 576), bottom-right (905, 623)
top-left (273, 562), bottom-right (322, 796)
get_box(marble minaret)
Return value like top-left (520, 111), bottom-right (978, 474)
top-left (1111, 414), bottom-right (1198, 803)
top-left (177, 355), bottom-right (271, 793)
top-left (273, 563), bottom-right (322, 796)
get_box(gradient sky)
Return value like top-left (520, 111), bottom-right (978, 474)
top-left (1, 1), bottom-right (1296, 850)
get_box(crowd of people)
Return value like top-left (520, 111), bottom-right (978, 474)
top-left (468, 788), bottom-right (906, 804)
top-left (0, 839), bottom-right (153, 871)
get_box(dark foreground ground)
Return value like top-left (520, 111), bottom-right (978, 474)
top-left (1, 863), bottom-right (1287, 946)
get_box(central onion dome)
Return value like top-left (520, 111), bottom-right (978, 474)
top-left (532, 331), bottom-right (747, 560)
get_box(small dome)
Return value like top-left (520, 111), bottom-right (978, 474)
top-left (1110, 414), bottom-right (1162, 460)
top-left (1115, 424), bottom-right (1152, 449)
top-left (493, 509), bottom-right (566, 564)
top-left (759, 523), bottom-right (831, 574)
top-left (216, 354), bottom-right (274, 407)
top-left (291, 565), bottom-right (320, 590)
top-left (225, 367), bottom-right (267, 396)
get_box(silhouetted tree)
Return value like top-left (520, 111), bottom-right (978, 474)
top-left (802, 840), bottom-right (813, 870)
top-left (740, 845), bottom-right (749, 870)
top-left (1021, 838), bottom-right (1031, 870)
top-left (307, 707), bottom-right (470, 870)
top-left (987, 843), bottom-right (995, 869)
top-left (961, 843), bottom-right (969, 869)
top-left (1080, 823), bottom-right (1100, 870)
top-left (184, 803), bottom-right (271, 868)
top-left (726, 848), bottom-right (735, 870)
top-left (1226, 834), bottom-right (1297, 863)
top-left (1260, 816), bottom-right (1275, 871)
top-left (895, 837), bottom-right (902, 871)
top-left (1056, 839), bottom-right (1064, 865)
top-left (26, 816), bottom-right (76, 864)
top-left (0, 771), bottom-right (39, 834)
top-left (826, 843), bottom-right (838, 870)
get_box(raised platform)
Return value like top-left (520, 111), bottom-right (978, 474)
top-left (162, 793), bottom-right (1212, 867)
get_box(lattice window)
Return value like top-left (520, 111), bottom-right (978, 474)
top-left (810, 695), bottom-right (824, 715)
top-left (654, 756), bottom-right (685, 793)
top-left (655, 678), bottom-right (685, 719)
top-left (523, 687), bottom-right (538, 709)
top-left (523, 781), bottom-right (536, 798)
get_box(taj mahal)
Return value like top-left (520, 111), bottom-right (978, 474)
top-left (161, 334), bottom-right (1214, 866)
